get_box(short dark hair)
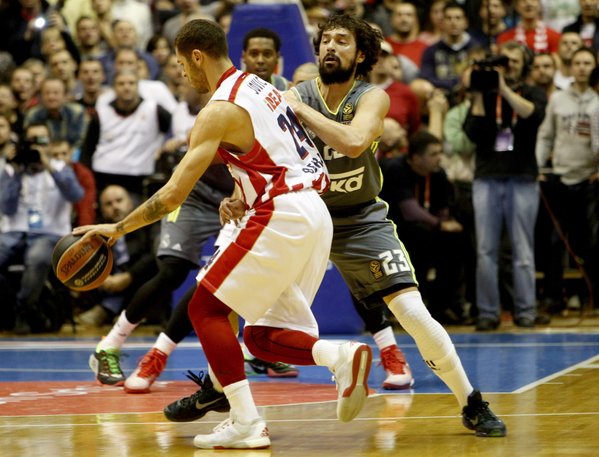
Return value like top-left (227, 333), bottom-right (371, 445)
top-left (533, 52), bottom-right (556, 66)
top-left (174, 19), bottom-right (228, 59)
top-left (75, 15), bottom-right (96, 29)
top-left (243, 28), bottom-right (282, 52)
top-left (313, 14), bottom-right (382, 80)
top-left (500, 40), bottom-right (533, 76)
top-left (571, 46), bottom-right (597, 66)
top-left (408, 130), bottom-right (441, 158)
top-left (114, 47), bottom-right (139, 61)
top-left (146, 33), bottom-right (172, 54)
top-left (23, 122), bottom-right (51, 142)
top-left (444, 1), bottom-right (467, 16)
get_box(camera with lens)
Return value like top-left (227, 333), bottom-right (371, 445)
top-left (470, 54), bottom-right (509, 92)
top-left (10, 136), bottom-right (49, 167)
top-left (33, 16), bottom-right (47, 29)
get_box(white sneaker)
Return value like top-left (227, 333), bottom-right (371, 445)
top-left (193, 416), bottom-right (271, 449)
top-left (333, 341), bottom-right (373, 422)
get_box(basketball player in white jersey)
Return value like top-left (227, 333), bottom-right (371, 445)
top-left (74, 19), bottom-right (373, 450)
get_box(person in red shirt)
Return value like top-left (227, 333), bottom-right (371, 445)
top-left (386, 1), bottom-right (428, 68)
top-left (497, 0), bottom-right (560, 54)
top-left (370, 41), bottom-right (421, 138)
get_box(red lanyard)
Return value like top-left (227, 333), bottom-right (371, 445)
top-left (495, 93), bottom-right (518, 127)
top-left (414, 175), bottom-right (431, 211)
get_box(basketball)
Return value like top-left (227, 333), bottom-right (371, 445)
top-left (52, 234), bottom-right (113, 291)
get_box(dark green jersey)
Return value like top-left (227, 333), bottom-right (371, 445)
top-left (292, 79), bottom-right (382, 211)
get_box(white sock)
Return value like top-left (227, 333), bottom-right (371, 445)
top-left (223, 379), bottom-right (261, 425)
top-left (240, 343), bottom-right (254, 361)
top-left (388, 291), bottom-right (473, 408)
top-left (208, 365), bottom-right (224, 393)
top-left (153, 332), bottom-right (177, 356)
top-left (312, 340), bottom-right (340, 368)
top-left (373, 326), bottom-right (397, 351)
top-left (98, 311), bottom-right (138, 351)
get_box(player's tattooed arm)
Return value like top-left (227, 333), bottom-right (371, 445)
top-left (113, 191), bottom-right (172, 237)
top-left (142, 192), bottom-right (170, 223)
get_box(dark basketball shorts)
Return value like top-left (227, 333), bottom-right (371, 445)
top-left (157, 198), bottom-right (222, 266)
top-left (329, 200), bottom-right (418, 305)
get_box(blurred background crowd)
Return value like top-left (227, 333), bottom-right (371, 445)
top-left (0, 0), bottom-right (597, 335)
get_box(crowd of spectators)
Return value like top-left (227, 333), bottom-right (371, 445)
top-left (0, 0), bottom-right (597, 334)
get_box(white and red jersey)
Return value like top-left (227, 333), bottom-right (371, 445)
top-left (210, 67), bottom-right (329, 208)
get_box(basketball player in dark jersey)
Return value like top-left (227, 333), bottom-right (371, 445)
top-left (286, 14), bottom-right (506, 438)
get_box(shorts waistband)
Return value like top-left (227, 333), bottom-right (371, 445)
top-left (328, 199), bottom-right (376, 218)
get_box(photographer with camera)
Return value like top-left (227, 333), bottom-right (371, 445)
top-left (0, 1), bottom-right (79, 67)
top-left (0, 122), bottom-right (84, 334)
top-left (463, 41), bottom-right (548, 331)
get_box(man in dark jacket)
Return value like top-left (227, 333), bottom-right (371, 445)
top-left (562, 0), bottom-right (599, 52)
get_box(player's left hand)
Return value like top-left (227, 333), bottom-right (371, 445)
top-left (72, 223), bottom-right (122, 246)
top-left (283, 90), bottom-right (300, 111)
top-left (219, 198), bottom-right (245, 225)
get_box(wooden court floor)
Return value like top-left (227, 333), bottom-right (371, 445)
top-left (1, 319), bottom-right (599, 457)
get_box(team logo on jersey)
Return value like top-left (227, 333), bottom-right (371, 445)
top-left (342, 102), bottom-right (354, 121)
top-left (369, 260), bottom-right (383, 280)
top-left (329, 167), bottom-right (365, 193)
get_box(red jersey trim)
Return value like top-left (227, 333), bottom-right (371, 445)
top-left (228, 72), bottom-right (250, 102)
top-left (216, 66), bottom-right (237, 90)
top-left (201, 199), bottom-right (275, 291)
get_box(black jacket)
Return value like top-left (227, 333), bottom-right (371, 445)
top-left (563, 17), bottom-right (599, 52)
top-left (463, 84), bottom-right (547, 179)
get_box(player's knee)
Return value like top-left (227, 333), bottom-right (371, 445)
top-left (156, 257), bottom-right (195, 288)
top-left (243, 326), bottom-right (270, 360)
top-left (187, 284), bottom-right (228, 325)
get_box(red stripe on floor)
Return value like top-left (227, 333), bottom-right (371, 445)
top-left (0, 381), bottom-right (340, 416)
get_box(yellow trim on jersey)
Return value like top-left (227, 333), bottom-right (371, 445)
top-left (377, 160), bottom-right (384, 194)
top-left (166, 206), bottom-right (181, 223)
top-left (370, 139), bottom-right (380, 154)
top-left (314, 77), bottom-right (358, 115)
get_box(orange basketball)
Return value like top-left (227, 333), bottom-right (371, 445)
top-left (52, 234), bottom-right (113, 291)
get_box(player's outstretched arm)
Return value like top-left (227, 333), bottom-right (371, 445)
top-left (286, 88), bottom-right (389, 158)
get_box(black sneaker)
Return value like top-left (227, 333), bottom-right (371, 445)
top-left (163, 371), bottom-right (230, 422)
top-left (475, 318), bottom-right (500, 332)
top-left (245, 357), bottom-right (299, 378)
top-left (462, 390), bottom-right (507, 437)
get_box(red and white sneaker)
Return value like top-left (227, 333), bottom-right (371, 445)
top-left (380, 345), bottom-right (414, 390)
top-left (124, 348), bottom-right (168, 393)
top-left (333, 341), bottom-right (373, 422)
